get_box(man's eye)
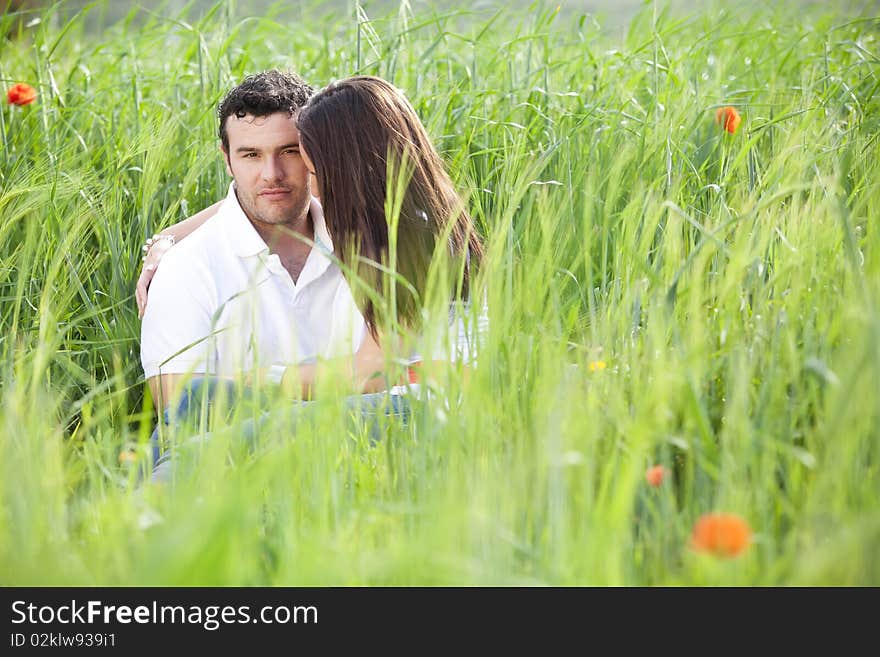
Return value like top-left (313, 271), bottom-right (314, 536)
top-left (243, 152), bottom-right (258, 158)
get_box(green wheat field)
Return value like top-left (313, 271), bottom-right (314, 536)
top-left (1, 0), bottom-right (878, 585)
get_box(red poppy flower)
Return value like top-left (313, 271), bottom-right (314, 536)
top-left (690, 512), bottom-right (751, 558)
top-left (645, 464), bottom-right (667, 487)
top-left (6, 83), bottom-right (37, 106)
top-left (715, 106), bottom-right (741, 134)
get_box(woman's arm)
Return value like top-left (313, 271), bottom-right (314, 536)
top-left (136, 201), bottom-right (223, 318)
top-left (279, 329), bottom-right (392, 399)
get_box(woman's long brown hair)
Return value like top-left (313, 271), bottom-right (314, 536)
top-left (297, 76), bottom-right (483, 336)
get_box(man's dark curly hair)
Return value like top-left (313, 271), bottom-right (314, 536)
top-left (218, 70), bottom-right (314, 151)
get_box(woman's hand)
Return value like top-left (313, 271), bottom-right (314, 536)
top-left (136, 237), bottom-right (175, 318)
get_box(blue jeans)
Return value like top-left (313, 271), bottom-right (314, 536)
top-left (148, 377), bottom-right (412, 484)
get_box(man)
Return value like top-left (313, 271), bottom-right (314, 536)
top-left (140, 70), bottom-right (367, 414)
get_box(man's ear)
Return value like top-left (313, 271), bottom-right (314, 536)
top-left (220, 143), bottom-right (233, 177)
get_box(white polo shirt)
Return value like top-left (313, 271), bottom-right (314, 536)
top-left (140, 184), bottom-right (366, 380)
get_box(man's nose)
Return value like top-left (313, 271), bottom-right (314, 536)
top-left (261, 156), bottom-right (283, 181)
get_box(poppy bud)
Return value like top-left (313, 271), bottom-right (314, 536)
top-left (645, 464), bottom-right (667, 487)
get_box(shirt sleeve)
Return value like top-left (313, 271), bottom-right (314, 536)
top-left (140, 249), bottom-right (218, 380)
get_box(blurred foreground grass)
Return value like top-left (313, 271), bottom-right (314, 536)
top-left (0, 0), bottom-right (878, 584)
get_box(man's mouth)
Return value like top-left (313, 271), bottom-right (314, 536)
top-left (259, 188), bottom-right (291, 198)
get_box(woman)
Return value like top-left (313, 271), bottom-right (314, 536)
top-left (139, 75), bottom-right (484, 399)
top-left (297, 76), bottom-right (484, 379)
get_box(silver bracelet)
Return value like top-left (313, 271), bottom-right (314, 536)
top-left (141, 233), bottom-right (175, 261)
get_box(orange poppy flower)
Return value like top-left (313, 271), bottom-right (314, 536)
top-left (6, 82), bottom-right (37, 106)
top-left (715, 106), bottom-right (741, 134)
top-left (690, 512), bottom-right (751, 558)
top-left (645, 464), bottom-right (667, 487)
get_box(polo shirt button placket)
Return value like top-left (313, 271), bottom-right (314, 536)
top-left (266, 254), bottom-right (295, 292)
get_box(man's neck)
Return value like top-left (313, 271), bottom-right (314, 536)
top-left (250, 212), bottom-right (314, 284)
top-left (232, 186), bottom-right (314, 281)
top-left (251, 214), bottom-right (313, 256)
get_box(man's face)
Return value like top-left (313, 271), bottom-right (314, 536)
top-left (221, 111), bottom-right (311, 229)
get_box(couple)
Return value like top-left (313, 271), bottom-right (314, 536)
top-left (138, 71), bottom-right (484, 481)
